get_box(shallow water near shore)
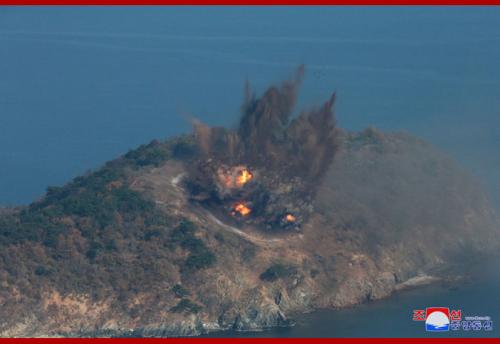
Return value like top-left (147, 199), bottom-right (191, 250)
top-left (200, 259), bottom-right (500, 338)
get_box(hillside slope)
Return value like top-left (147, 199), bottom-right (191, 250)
top-left (0, 128), bottom-right (498, 337)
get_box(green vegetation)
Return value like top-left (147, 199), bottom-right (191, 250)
top-left (144, 229), bottom-right (162, 241)
top-left (259, 263), bottom-right (297, 282)
top-left (34, 266), bottom-right (51, 277)
top-left (241, 245), bottom-right (256, 261)
top-left (0, 162), bottom-right (155, 247)
top-left (172, 284), bottom-right (190, 298)
top-left (170, 298), bottom-right (202, 314)
top-left (0, 136), bottom-right (213, 314)
top-left (0, 135), bottom-right (197, 248)
top-left (124, 139), bottom-right (170, 167)
top-left (170, 219), bottom-right (197, 244)
top-left (123, 135), bottom-right (197, 168)
top-left (171, 136), bottom-right (198, 160)
top-left (183, 249), bottom-right (216, 272)
top-left (0, 139), bottom-right (190, 304)
top-left (170, 220), bottom-right (217, 272)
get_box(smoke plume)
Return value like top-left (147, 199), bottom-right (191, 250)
top-left (186, 66), bottom-right (340, 231)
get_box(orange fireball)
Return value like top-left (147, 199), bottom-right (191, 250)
top-left (284, 213), bottom-right (296, 222)
top-left (236, 169), bottom-right (253, 187)
top-left (232, 202), bottom-right (251, 217)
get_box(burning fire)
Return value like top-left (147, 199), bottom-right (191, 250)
top-left (217, 166), bottom-right (254, 189)
top-left (236, 169), bottom-right (253, 187)
top-left (232, 202), bottom-right (251, 217)
top-left (284, 213), bottom-right (296, 222)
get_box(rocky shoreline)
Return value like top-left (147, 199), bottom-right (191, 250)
top-left (73, 273), bottom-right (443, 338)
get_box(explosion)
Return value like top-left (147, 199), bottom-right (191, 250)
top-left (284, 213), bottom-right (296, 222)
top-left (185, 66), bottom-right (340, 232)
top-left (232, 202), bottom-right (251, 217)
top-left (236, 169), bottom-right (253, 187)
top-left (217, 165), bottom-right (254, 189)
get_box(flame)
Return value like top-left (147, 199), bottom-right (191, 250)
top-left (236, 169), bottom-right (253, 187)
top-left (232, 202), bottom-right (251, 217)
top-left (217, 166), bottom-right (253, 189)
top-left (284, 213), bottom-right (296, 222)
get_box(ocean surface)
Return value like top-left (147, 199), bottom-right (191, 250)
top-left (1, 7), bottom-right (499, 209)
top-left (201, 259), bottom-right (500, 338)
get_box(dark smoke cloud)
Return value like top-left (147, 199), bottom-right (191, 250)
top-left (188, 66), bottom-right (340, 230)
top-left (193, 65), bottom-right (339, 182)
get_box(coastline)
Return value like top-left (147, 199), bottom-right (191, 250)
top-left (197, 262), bottom-right (499, 338)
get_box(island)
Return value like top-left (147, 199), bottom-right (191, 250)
top-left (0, 67), bottom-right (498, 337)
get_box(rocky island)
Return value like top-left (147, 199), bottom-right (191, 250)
top-left (0, 68), bottom-right (498, 337)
